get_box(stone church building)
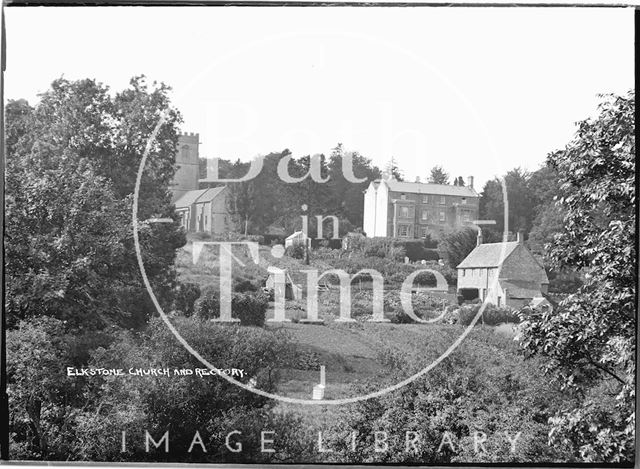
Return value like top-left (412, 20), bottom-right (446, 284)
top-left (171, 132), bottom-right (233, 235)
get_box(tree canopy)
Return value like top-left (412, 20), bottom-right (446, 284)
top-left (427, 165), bottom-right (450, 185)
top-left (519, 91), bottom-right (635, 462)
top-left (5, 76), bottom-right (185, 330)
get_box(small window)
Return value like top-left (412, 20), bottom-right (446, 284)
top-left (400, 206), bottom-right (410, 218)
top-left (421, 227), bottom-right (428, 238)
top-left (422, 195), bottom-right (429, 204)
top-left (461, 197), bottom-right (467, 204)
top-left (398, 225), bottom-right (410, 237)
top-left (462, 213), bottom-right (470, 222)
top-left (439, 211), bottom-right (446, 222)
top-left (421, 209), bottom-right (428, 221)
top-left (400, 193), bottom-right (407, 200)
top-left (440, 196), bottom-right (446, 205)
top-left (461, 269), bottom-right (465, 277)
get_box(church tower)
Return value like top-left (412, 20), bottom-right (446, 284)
top-left (171, 132), bottom-right (200, 202)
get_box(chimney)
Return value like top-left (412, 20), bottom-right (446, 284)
top-left (467, 176), bottom-right (474, 188)
top-left (415, 176), bottom-right (421, 183)
top-left (476, 230), bottom-right (483, 247)
top-left (516, 231), bottom-right (524, 244)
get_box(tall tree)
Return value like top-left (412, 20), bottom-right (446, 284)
top-left (478, 168), bottom-right (535, 241)
top-left (327, 144), bottom-right (381, 229)
top-left (427, 165), bottom-right (449, 184)
top-left (5, 76), bottom-right (185, 330)
top-left (519, 91), bottom-right (635, 462)
top-left (437, 227), bottom-right (477, 268)
top-left (384, 156), bottom-right (404, 181)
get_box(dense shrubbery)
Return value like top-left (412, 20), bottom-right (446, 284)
top-left (233, 273), bottom-right (264, 293)
top-left (362, 238), bottom-right (405, 260)
top-left (400, 240), bottom-right (440, 262)
top-left (384, 291), bottom-right (446, 323)
top-left (231, 292), bottom-right (269, 326)
top-left (172, 282), bottom-right (201, 316)
top-left (194, 287), bottom-right (268, 326)
top-left (343, 236), bottom-right (440, 262)
top-left (437, 227), bottom-right (478, 269)
top-left (324, 327), bottom-right (575, 464)
top-left (194, 286), bottom-right (220, 319)
top-left (8, 316), bottom-right (310, 462)
top-left (285, 243), bottom-right (306, 260)
top-left (457, 303), bottom-right (520, 326)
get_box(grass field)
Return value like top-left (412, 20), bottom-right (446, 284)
top-left (174, 238), bottom-right (517, 427)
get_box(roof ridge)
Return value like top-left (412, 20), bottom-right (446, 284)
top-left (456, 241), bottom-right (520, 268)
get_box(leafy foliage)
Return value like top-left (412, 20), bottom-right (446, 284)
top-left (8, 316), bottom-right (305, 461)
top-left (194, 288), bottom-right (268, 326)
top-left (427, 165), bottom-right (450, 184)
top-left (172, 282), bottom-right (201, 316)
top-left (5, 77), bottom-right (185, 330)
top-left (437, 227), bottom-right (477, 268)
top-left (519, 91), bottom-right (635, 463)
top-left (457, 303), bottom-right (519, 326)
top-left (479, 168), bottom-right (535, 241)
top-left (324, 328), bottom-right (574, 464)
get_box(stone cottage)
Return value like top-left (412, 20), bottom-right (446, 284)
top-left (456, 232), bottom-right (549, 308)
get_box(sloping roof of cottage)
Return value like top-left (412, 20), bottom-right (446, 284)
top-left (174, 189), bottom-right (208, 209)
top-left (195, 186), bottom-right (226, 204)
top-left (456, 242), bottom-right (520, 269)
top-left (384, 180), bottom-right (479, 198)
top-left (499, 279), bottom-right (543, 299)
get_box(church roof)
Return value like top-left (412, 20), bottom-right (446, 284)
top-left (174, 187), bottom-right (226, 208)
top-left (174, 189), bottom-right (208, 208)
top-left (196, 186), bottom-right (226, 203)
top-left (456, 242), bottom-right (520, 269)
top-left (384, 179), bottom-right (479, 197)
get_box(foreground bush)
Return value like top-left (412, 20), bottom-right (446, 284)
top-left (8, 315), bottom-right (306, 461)
top-left (285, 243), bottom-right (306, 260)
top-left (194, 288), bottom-right (268, 326)
top-left (324, 327), bottom-right (576, 464)
top-left (173, 282), bottom-right (201, 316)
top-left (457, 303), bottom-right (519, 326)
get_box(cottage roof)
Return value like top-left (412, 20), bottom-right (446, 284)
top-left (174, 189), bottom-right (208, 208)
top-left (499, 279), bottom-right (543, 299)
top-left (384, 180), bottom-right (479, 198)
top-left (456, 242), bottom-right (520, 269)
top-left (196, 186), bottom-right (226, 203)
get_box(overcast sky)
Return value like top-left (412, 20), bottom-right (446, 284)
top-left (4, 6), bottom-right (634, 190)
